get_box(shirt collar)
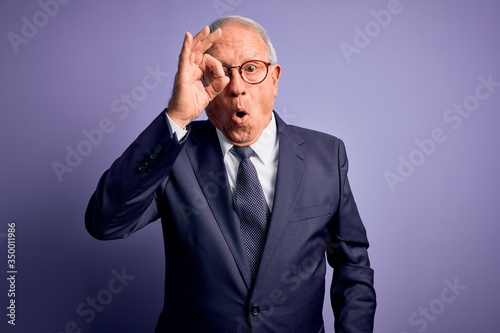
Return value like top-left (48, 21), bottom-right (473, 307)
top-left (216, 112), bottom-right (278, 165)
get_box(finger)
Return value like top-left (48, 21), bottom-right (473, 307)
top-left (191, 25), bottom-right (210, 44)
top-left (202, 53), bottom-right (225, 79)
top-left (201, 54), bottom-right (228, 94)
top-left (178, 26), bottom-right (221, 68)
top-left (192, 26), bottom-right (222, 56)
top-left (178, 31), bottom-right (193, 64)
top-left (205, 76), bottom-right (230, 100)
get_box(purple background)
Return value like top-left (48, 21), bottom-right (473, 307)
top-left (1, 0), bottom-right (499, 332)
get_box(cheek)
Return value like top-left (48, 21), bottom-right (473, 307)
top-left (207, 94), bottom-right (230, 113)
top-left (206, 98), bottom-right (223, 116)
top-left (206, 103), bottom-right (230, 129)
top-left (255, 88), bottom-right (275, 110)
top-left (206, 109), bottom-right (221, 126)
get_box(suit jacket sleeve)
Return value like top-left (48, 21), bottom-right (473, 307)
top-left (328, 139), bottom-right (376, 333)
top-left (85, 110), bottom-right (186, 240)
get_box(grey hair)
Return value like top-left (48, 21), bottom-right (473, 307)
top-left (208, 15), bottom-right (278, 64)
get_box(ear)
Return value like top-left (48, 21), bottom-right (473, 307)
top-left (270, 64), bottom-right (281, 97)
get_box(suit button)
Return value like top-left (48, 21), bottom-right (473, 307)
top-left (250, 304), bottom-right (260, 316)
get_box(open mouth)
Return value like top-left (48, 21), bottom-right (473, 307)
top-left (236, 111), bottom-right (246, 118)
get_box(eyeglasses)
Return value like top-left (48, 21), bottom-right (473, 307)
top-left (203, 60), bottom-right (272, 85)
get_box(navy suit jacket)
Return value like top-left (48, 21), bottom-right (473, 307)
top-left (85, 110), bottom-right (376, 333)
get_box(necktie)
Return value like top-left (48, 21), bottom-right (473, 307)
top-left (233, 146), bottom-right (270, 280)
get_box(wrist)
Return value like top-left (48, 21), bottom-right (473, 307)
top-left (165, 109), bottom-right (190, 130)
top-left (165, 112), bottom-right (189, 141)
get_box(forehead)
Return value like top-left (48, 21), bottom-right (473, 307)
top-left (208, 23), bottom-right (268, 63)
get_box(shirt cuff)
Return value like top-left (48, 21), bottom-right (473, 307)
top-left (165, 113), bottom-right (188, 141)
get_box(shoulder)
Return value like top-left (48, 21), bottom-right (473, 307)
top-left (276, 114), bottom-right (343, 150)
top-left (275, 113), bottom-right (349, 166)
top-left (189, 119), bottom-right (212, 131)
top-left (185, 119), bottom-right (215, 139)
top-left (283, 123), bottom-right (341, 143)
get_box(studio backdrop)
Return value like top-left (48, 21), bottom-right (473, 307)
top-left (1, 0), bottom-right (499, 332)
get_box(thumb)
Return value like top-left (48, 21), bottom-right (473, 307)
top-left (205, 76), bottom-right (230, 100)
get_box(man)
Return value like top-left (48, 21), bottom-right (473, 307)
top-left (85, 15), bottom-right (376, 333)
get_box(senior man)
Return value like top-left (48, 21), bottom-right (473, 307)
top-left (85, 15), bottom-right (376, 333)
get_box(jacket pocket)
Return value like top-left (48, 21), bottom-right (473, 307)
top-left (289, 202), bottom-right (332, 222)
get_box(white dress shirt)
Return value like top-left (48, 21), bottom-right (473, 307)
top-left (167, 112), bottom-right (279, 211)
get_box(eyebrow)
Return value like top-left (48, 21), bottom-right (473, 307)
top-left (218, 58), bottom-right (265, 67)
top-left (214, 52), bottom-right (265, 65)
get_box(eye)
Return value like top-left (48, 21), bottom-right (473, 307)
top-left (243, 63), bottom-right (258, 73)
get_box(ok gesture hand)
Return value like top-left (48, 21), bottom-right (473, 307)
top-left (166, 26), bottom-right (229, 129)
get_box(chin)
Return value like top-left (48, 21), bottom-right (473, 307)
top-left (226, 131), bottom-right (255, 146)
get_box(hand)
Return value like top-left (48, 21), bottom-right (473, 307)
top-left (166, 26), bottom-right (230, 129)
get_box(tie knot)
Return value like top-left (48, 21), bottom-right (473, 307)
top-left (233, 146), bottom-right (254, 160)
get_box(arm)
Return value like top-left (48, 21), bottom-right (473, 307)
top-left (85, 112), bottom-right (186, 240)
top-left (328, 140), bottom-right (376, 333)
top-left (85, 26), bottom-right (229, 240)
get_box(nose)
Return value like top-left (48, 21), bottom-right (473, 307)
top-left (226, 68), bottom-right (247, 97)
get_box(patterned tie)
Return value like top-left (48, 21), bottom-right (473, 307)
top-left (233, 146), bottom-right (270, 280)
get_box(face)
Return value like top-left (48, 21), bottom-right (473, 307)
top-left (205, 23), bottom-right (281, 146)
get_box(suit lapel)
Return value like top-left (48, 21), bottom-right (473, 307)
top-left (256, 114), bottom-right (308, 282)
top-left (183, 115), bottom-right (308, 289)
top-left (185, 121), bottom-right (252, 289)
